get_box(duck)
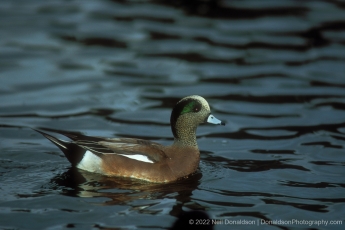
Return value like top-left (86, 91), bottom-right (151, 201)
top-left (35, 95), bottom-right (225, 183)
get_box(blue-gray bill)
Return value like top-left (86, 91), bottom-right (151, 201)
top-left (207, 114), bottom-right (225, 126)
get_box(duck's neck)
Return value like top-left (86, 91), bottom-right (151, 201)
top-left (172, 125), bottom-right (198, 148)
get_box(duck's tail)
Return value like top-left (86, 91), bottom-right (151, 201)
top-left (34, 129), bottom-right (85, 166)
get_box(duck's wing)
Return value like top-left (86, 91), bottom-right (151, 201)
top-left (75, 137), bottom-right (168, 163)
top-left (35, 129), bottom-right (168, 165)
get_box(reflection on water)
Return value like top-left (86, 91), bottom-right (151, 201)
top-left (1, 0), bottom-right (345, 229)
top-left (47, 168), bottom-right (201, 207)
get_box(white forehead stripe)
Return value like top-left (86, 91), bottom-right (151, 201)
top-left (118, 154), bottom-right (154, 163)
top-left (180, 95), bottom-right (210, 110)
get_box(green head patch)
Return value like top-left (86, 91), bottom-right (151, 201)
top-left (180, 101), bottom-right (201, 115)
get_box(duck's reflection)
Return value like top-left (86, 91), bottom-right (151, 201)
top-left (47, 168), bottom-right (202, 206)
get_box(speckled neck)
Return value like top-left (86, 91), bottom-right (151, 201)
top-left (172, 115), bottom-right (199, 148)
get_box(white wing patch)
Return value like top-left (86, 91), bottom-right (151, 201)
top-left (77, 150), bottom-right (102, 173)
top-left (118, 154), bottom-right (154, 163)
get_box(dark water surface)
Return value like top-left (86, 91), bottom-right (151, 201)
top-left (1, 0), bottom-right (345, 229)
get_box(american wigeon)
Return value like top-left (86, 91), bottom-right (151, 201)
top-left (36, 95), bottom-right (225, 183)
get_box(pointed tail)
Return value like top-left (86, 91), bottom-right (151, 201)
top-left (34, 129), bottom-right (85, 166)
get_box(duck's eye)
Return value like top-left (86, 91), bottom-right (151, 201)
top-left (193, 104), bottom-right (201, 112)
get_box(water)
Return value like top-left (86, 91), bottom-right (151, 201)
top-left (1, 0), bottom-right (345, 229)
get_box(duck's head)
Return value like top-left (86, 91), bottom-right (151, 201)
top-left (170, 95), bottom-right (225, 147)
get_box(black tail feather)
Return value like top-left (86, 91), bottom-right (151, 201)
top-left (35, 127), bottom-right (104, 142)
top-left (34, 129), bottom-right (86, 166)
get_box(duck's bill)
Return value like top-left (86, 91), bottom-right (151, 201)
top-left (207, 114), bottom-right (225, 125)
